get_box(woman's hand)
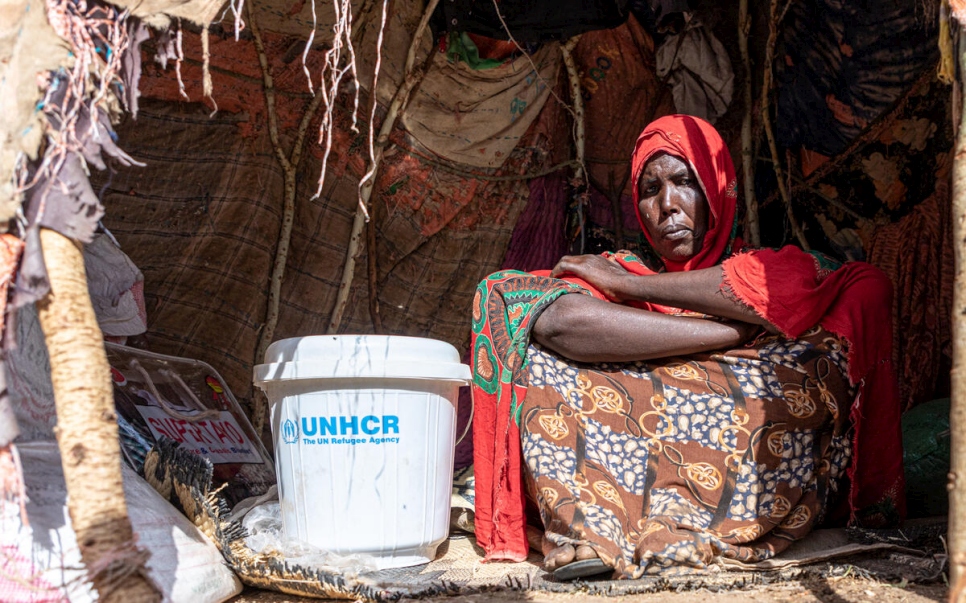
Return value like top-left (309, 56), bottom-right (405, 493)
top-left (550, 255), bottom-right (637, 302)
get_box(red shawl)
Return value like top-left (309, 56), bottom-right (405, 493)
top-left (471, 115), bottom-right (905, 562)
top-left (631, 114), bottom-right (740, 273)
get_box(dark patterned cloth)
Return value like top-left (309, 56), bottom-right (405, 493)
top-left (522, 327), bottom-right (854, 577)
top-left (788, 75), bottom-right (954, 411)
top-left (775, 0), bottom-right (937, 158)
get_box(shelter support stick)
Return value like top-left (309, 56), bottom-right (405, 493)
top-left (36, 228), bottom-right (161, 603)
top-left (561, 36), bottom-right (589, 252)
top-left (362, 0), bottom-right (392, 334)
top-left (739, 0), bottom-right (760, 247)
top-left (327, 0), bottom-right (441, 333)
top-left (561, 37), bottom-right (586, 186)
top-left (250, 2), bottom-right (327, 436)
top-left (949, 26), bottom-right (966, 602)
top-left (329, 203), bottom-right (368, 334)
top-left (761, 0), bottom-right (808, 250)
top-left (367, 197), bottom-right (383, 333)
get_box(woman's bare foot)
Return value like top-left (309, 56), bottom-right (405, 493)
top-left (575, 544), bottom-right (597, 560)
top-left (543, 543), bottom-right (600, 571)
top-left (543, 544), bottom-right (575, 571)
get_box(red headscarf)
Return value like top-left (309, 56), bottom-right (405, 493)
top-left (630, 114), bottom-right (740, 272)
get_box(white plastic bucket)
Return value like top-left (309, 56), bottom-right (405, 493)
top-left (253, 335), bottom-right (471, 569)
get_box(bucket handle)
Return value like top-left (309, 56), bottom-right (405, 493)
top-left (455, 389), bottom-right (473, 446)
top-left (129, 359), bottom-right (221, 422)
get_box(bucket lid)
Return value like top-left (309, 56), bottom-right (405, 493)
top-left (253, 335), bottom-right (471, 386)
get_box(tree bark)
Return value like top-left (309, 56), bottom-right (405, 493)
top-left (36, 228), bottom-right (160, 603)
top-left (950, 25), bottom-right (966, 603)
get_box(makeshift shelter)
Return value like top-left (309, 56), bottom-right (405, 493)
top-left (0, 0), bottom-right (961, 599)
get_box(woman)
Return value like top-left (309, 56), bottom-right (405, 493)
top-left (470, 115), bottom-right (904, 580)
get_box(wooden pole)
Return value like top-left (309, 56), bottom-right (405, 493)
top-left (560, 36), bottom-right (586, 186)
top-left (248, 1), bottom-right (327, 437)
top-left (327, 0), bottom-right (440, 333)
top-left (739, 0), bottom-right (760, 247)
top-left (950, 23), bottom-right (966, 602)
top-left (37, 228), bottom-right (160, 603)
top-left (761, 0), bottom-right (808, 250)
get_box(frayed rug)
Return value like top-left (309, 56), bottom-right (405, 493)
top-left (143, 441), bottom-right (946, 601)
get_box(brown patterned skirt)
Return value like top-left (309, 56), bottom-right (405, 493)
top-left (521, 326), bottom-right (854, 577)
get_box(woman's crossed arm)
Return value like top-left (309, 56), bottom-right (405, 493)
top-left (530, 254), bottom-right (775, 363)
top-left (532, 294), bottom-right (759, 363)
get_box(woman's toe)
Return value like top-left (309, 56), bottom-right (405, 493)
top-left (544, 544), bottom-right (576, 571)
top-left (575, 544), bottom-right (598, 561)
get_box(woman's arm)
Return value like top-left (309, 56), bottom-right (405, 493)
top-left (531, 294), bottom-right (758, 363)
top-left (550, 255), bottom-right (778, 331)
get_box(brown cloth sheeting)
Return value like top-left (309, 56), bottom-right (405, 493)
top-left (94, 68), bottom-right (568, 405)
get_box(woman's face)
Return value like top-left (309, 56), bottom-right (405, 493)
top-left (637, 153), bottom-right (709, 263)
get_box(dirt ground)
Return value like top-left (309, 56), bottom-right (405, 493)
top-left (231, 575), bottom-right (948, 603)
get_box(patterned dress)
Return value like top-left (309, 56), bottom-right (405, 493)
top-left (521, 327), bottom-right (853, 577)
top-left (472, 116), bottom-right (904, 569)
top-left (470, 268), bottom-right (865, 577)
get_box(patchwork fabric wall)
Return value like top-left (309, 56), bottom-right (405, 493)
top-left (88, 5), bottom-right (953, 418)
top-left (775, 0), bottom-right (939, 158)
top-left (92, 28), bottom-right (571, 407)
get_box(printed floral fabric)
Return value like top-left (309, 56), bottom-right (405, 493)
top-left (521, 326), bottom-right (854, 577)
top-left (471, 271), bottom-right (594, 560)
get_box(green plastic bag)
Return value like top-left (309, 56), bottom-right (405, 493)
top-left (902, 398), bottom-right (951, 518)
